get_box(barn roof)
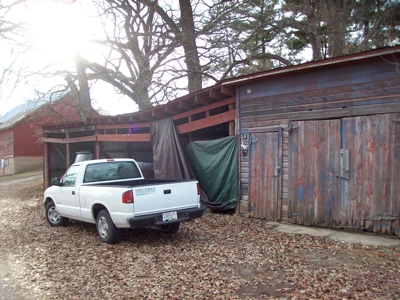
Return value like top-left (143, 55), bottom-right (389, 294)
top-left (41, 45), bottom-right (400, 131)
top-left (0, 111), bottom-right (28, 130)
top-left (221, 46), bottom-right (400, 86)
top-left (0, 90), bottom-right (70, 130)
top-left (0, 101), bottom-right (44, 125)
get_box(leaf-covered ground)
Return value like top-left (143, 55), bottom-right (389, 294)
top-left (1, 171), bottom-right (399, 299)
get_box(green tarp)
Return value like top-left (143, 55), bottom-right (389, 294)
top-left (186, 135), bottom-right (238, 210)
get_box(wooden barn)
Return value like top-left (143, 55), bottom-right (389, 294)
top-left (230, 46), bottom-right (400, 235)
top-left (41, 46), bottom-right (400, 235)
top-left (0, 92), bottom-right (96, 176)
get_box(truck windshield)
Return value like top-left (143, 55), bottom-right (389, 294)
top-left (83, 161), bottom-right (141, 183)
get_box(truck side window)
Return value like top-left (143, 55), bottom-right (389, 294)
top-left (62, 165), bottom-right (80, 187)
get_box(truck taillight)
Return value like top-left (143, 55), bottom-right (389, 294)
top-left (122, 190), bottom-right (134, 203)
top-left (196, 183), bottom-right (200, 195)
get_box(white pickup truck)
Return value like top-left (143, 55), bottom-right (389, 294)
top-left (44, 158), bottom-right (205, 243)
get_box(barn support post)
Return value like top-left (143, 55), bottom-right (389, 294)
top-left (43, 134), bottom-right (49, 189)
top-left (95, 140), bottom-right (101, 159)
top-left (127, 142), bottom-right (132, 158)
top-left (229, 104), bottom-right (235, 136)
top-left (66, 132), bottom-right (70, 167)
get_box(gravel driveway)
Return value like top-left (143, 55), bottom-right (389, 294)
top-left (1, 170), bottom-right (399, 299)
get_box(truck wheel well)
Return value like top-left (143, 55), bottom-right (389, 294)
top-left (92, 204), bottom-right (107, 220)
top-left (44, 197), bottom-right (54, 208)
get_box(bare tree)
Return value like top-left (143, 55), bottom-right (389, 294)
top-left (0, 0), bottom-right (94, 117)
top-left (134, 0), bottom-right (203, 93)
top-left (77, 0), bottom-right (180, 110)
top-left (1, 0), bottom-right (398, 117)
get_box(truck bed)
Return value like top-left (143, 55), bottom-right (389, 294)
top-left (83, 178), bottom-right (197, 187)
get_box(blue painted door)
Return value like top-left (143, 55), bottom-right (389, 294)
top-left (289, 114), bottom-right (400, 235)
top-left (249, 131), bottom-right (281, 220)
top-left (289, 119), bottom-right (341, 227)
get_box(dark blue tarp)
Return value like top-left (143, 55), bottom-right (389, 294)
top-left (150, 117), bottom-right (209, 205)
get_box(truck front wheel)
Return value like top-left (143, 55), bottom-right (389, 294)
top-left (45, 202), bottom-right (69, 227)
top-left (160, 222), bottom-right (180, 234)
top-left (96, 210), bottom-right (120, 244)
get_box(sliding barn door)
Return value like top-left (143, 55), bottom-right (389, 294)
top-left (289, 114), bottom-right (400, 234)
top-left (341, 114), bottom-right (400, 233)
top-left (289, 120), bottom-right (341, 226)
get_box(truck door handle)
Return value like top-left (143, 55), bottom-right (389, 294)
top-left (164, 189), bottom-right (171, 194)
top-left (72, 191), bottom-right (75, 195)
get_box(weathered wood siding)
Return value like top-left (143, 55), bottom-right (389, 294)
top-left (0, 128), bottom-right (14, 175)
top-left (248, 130), bottom-right (281, 220)
top-left (238, 53), bottom-right (400, 231)
top-left (289, 119), bottom-right (341, 227)
top-left (0, 128), bottom-right (14, 158)
top-left (239, 58), bottom-right (400, 127)
top-left (289, 114), bottom-right (400, 234)
top-left (341, 114), bottom-right (400, 234)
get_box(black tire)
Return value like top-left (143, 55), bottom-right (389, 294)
top-left (160, 222), bottom-right (180, 234)
top-left (45, 201), bottom-right (69, 227)
top-left (96, 209), bottom-right (120, 244)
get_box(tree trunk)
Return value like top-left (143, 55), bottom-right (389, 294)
top-left (306, 0), bottom-right (322, 61)
top-left (136, 67), bottom-right (152, 110)
top-left (324, 0), bottom-right (354, 57)
top-left (179, 0), bottom-right (202, 93)
top-left (75, 52), bottom-right (92, 119)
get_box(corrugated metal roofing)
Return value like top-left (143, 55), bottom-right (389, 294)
top-left (0, 90), bottom-right (70, 130)
top-left (0, 101), bottom-right (42, 124)
top-left (0, 111), bottom-right (28, 130)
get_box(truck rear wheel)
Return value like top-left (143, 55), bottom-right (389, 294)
top-left (96, 209), bottom-right (120, 244)
top-left (160, 222), bottom-right (180, 234)
top-left (45, 201), bottom-right (69, 227)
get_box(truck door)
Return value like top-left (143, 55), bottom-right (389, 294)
top-left (55, 165), bottom-right (81, 219)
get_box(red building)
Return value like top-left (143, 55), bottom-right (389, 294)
top-left (0, 92), bottom-right (97, 175)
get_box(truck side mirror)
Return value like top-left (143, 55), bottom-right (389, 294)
top-left (51, 177), bottom-right (61, 186)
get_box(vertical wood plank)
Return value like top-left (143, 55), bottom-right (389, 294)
top-left (289, 121), bottom-right (299, 224)
top-left (249, 131), bottom-right (280, 220)
top-left (289, 119), bottom-right (340, 227)
top-left (43, 138), bottom-right (49, 189)
top-left (342, 113), bottom-right (399, 234)
top-left (392, 113), bottom-right (400, 235)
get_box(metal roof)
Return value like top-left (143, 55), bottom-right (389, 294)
top-left (0, 111), bottom-right (28, 131)
top-left (0, 90), bottom-right (70, 130)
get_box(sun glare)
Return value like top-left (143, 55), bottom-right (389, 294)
top-left (19, 1), bottom-right (94, 61)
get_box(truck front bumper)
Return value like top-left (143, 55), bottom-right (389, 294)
top-left (128, 206), bottom-right (206, 229)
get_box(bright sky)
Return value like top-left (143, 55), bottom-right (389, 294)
top-left (0, 0), bottom-right (314, 119)
top-left (0, 0), bottom-right (137, 117)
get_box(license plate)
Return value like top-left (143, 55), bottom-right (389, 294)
top-left (162, 211), bottom-right (177, 222)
